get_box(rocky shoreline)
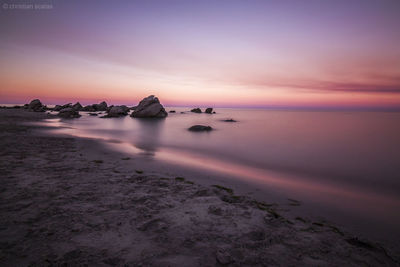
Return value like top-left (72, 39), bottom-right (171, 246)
top-left (0, 109), bottom-right (398, 266)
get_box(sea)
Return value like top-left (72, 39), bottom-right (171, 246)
top-left (18, 106), bottom-right (400, 246)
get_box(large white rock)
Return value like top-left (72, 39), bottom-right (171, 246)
top-left (131, 95), bottom-right (168, 118)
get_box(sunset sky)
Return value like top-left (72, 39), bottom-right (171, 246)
top-left (1, 0), bottom-right (400, 108)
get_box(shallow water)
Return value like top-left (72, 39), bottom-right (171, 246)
top-left (42, 108), bottom-right (400, 245)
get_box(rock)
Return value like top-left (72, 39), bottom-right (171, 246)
top-left (101, 105), bottom-right (129, 118)
top-left (82, 101), bottom-right (107, 112)
top-left (81, 105), bottom-right (96, 112)
top-left (169, 110), bottom-right (176, 113)
top-left (106, 105), bottom-right (114, 113)
top-left (58, 108), bottom-right (81, 119)
top-left (93, 101), bottom-right (107, 111)
top-left (28, 99), bottom-right (45, 112)
top-left (72, 102), bottom-right (82, 111)
top-left (216, 248), bottom-right (233, 265)
top-left (53, 105), bottom-right (62, 111)
top-left (205, 107), bottom-right (213, 114)
top-left (131, 95), bottom-right (168, 118)
top-left (54, 103), bottom-right (72, 111)
top-left (190, 108), bottom-right (202, 113)
top-left (223, 119), bottom-right (237, 122)
top-left (188, 125), bottom-right (213, 132)
top-left (88, 113), bottom-right (98, 116)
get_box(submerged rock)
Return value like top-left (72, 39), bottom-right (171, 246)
top-left (131, 95), bottom-right (168, 118)
top-left (28, 99), bottom-right (45, 112)
top-left (222, 119), bottom-right (237, 122)
top-left (58, 108), bottom-right (81, 118)
top-left (169, 110), bottom-right (176, 113)
top-left (188, 125), bottom-right (213, 132)
top-left (190, 108), bottom-right (202, 113)
top-left (205, 107), bottom-right (213, 114)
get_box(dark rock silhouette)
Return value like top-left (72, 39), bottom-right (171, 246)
top-left (72, 102), bottom-right (83, 111)
top-left (191, 108), bottom-right (202, 113)
top-left (131, 95), bottom-right (168, 118)
top-left (205, 108), bottom-right (213, 114)
top-left (82, 105), bottom-right (96, 112)
top-left (54, 103), bottom-right (72, 111)
top-left (58, 108), bottom-right (81, 118)
top-left (101, 105), bottom-right (129, 118)
top-left (169, 110), bottom-right (176, 113)
top-left (188, 125), bottom-right (213, 132)
top-left (82, 101), bottom-right (108, 112)
top-left (28, 99), bottom-right (45, 112)
top-left (94, 101), bottom-right (108, 111)
top-left (222, 119), bottom-right (237, 122)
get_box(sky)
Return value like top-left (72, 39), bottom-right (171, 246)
top-left (0, 0), bottom-right (400, 108)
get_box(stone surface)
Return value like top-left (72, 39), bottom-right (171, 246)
top-left (28, 99), bottom-right (45, 112)
top-left (58, 108), bottom-right (81, 119)
top-left (131, 95), bottom-right (168, 118)
top-left (188, 125), bottom-right (213, 132)
top-left (190, 108), bottom-right (202, 113)
top-left (72, 102), bottom-right (83, 111)
top-left (102, 105), bottom-right (129, 118)
top-left (205, 108), bottom-right (213, 114)
top-left (93, 101), bottom-right (108, 111)
top-left (82, 101), bottom-right (107, 112)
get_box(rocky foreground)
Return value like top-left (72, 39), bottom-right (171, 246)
top-left (0, 109), bottom-right (398, 266)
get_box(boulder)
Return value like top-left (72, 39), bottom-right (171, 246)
top-left (101, 105), bottom-right (129, 118)
top-left (58, 108), bottom-right (81, 118)
top-left (188, 125), bottom-right (213, 132)
top-left (53, 105), bottom-right (62, 111)
top-left (28, 99), bottom-right (45, 112)
top-left (72, 102), bottom-right (83, 111)
top-left (131, 95), bottom-right (168, 118)
top-left (93, 101), bottom-right (107, 111)
top-left (205, 107), bottom-right (213, 114)
top-left (81, 101), bottom-right (107, 112)
top-left (191, 108), bottom-right (202, 113)
top-left (82, 105), bottom-right (96, 112)
top-left (54, 103), bottom-right (72, 111)
top-left (169, 110), bottom-right (176, 113)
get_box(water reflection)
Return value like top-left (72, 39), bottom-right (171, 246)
top-left (133, 118), bottom-right (165, 156)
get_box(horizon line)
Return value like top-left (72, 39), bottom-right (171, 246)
top-left (1, 102), bottom-right (399, 112)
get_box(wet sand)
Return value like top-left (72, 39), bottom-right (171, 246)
top-left (0, 109), bottom-right (398, 266)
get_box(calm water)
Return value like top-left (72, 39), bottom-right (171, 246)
top-left (41, 108), bottom-right (400, 244)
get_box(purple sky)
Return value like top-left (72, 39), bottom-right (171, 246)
top-left (1, 0), bottom-right (400, 107)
